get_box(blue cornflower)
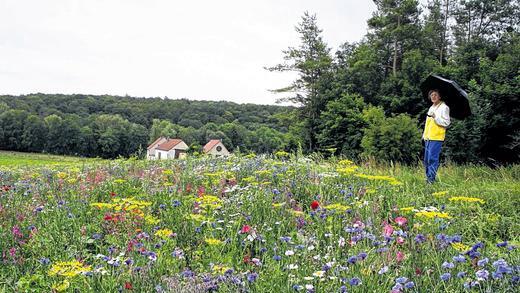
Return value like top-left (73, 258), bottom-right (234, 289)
top-left (453, 255), bottom-right (466, 263)
top-left (405, 281), bottom-right (414, 289)
top-left (125, 259), bottom-right (134, 266)
top-left (349, 277), bottom-right (361, 286)
top-left (378, 266), bottom-right (389, 274)
top-left (280, 236), bottom-right (291, 243)
top-left (339, 285), bottom-right (347, 293)
top-left (247, 272), bottom-right (258, 283)
top-left (414, 234), bottom-right (426, 243)
top-left (477, 257), bottom-right (489, 267)
top-left (496, 241), bottom-right (508, 247)
top-left (492, 271), bottom-right (503, 280)
top-left (159, 204), bottom-right (166, 209)
top-left (442, 261), bottom-right (455, 269)
top-left (457, 271), bottom-right (466, 278)
top-left (347, 256), bottom-right (358, 264)
top-left (392, 283), bottom-right (403, 291)
top-left (440, 272), bottom-right (451, 281)
top-left (395, 277), bottom-right (408, 284)
top-left (172, 200), bottom-right (181, 207)
top-left (492, 259), bottom-right (507, 268)
top-left (475, 269), bottom-right (489, 280)
top-left (38, 258), bottom-right (50, 265)
top-left (357, 252), bottom-right (368, 260)
top-left (273, 255), bottom-right (281, 261)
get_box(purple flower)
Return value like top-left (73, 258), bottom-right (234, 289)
top-left (453, 255), bottom-right (466, 263)
top-left (440, 272), bottom-right (451, 281)
top-left (181, 269), bottom-right (195, 278)
top-left (357, 252), bottom-right (367, 260)
top-left (477, 257), bottom-right (489, 267)
top-left (347, 256), bottom-right (358, 264)
top-left (38, 258), bottom-right (50, 265)
top-left (378, 266), bottom-right (389, 274)
top-left (395, 277), bottom-right (408, 284)
top-left (349, 277), bottom-right (361, 286)
top-left (492, 271), bottom-right (503, 279)
top-left (404, 281), bottom-right (414, 289)
top-left (273, 255), bottom-right (281, 261)
top-left (172, 200), bottom-right (181, 207)
top-left (125, 259), bottom-right (134, 266)
top-left (247, 272), bottom-right (258, 283)
top-left (496, 241), bottom-right (508, 247)
top-left (414, 234), bottom-right (426, 243)
top-left (457, 271), bottom-right (466, 278)
top-left (492, 259), bottom-right (507, 268)
top-left (339, 285), bottom-right (347, 293)
top-left (392, 283), bottom-right (403, 291)
top-left (442, 262), bottom-right (455, 269)
top-left (475, 269), bottom-right (489, 281)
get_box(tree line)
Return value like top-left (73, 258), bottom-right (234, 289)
top-left (268, 0), bottom-right (519, 165)
top-left (1, 0), bottom-right (518, 164)
top-left (0, 96), bottom-right (294, 158)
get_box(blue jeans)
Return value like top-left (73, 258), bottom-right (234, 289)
top-left (423, 140), bottom-right (443, 183)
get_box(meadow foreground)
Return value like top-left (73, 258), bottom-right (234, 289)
top-left (1, 154), bottom-right (518, 292)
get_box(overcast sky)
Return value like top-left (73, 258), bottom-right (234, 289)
top-left (0, 0), bottom-right (378, 105)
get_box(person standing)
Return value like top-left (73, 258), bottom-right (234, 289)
top-left (423, 89), bottom-right (451, 183)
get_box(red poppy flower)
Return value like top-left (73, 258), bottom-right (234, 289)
top-left (104, 214), bottom-right (113, 221)
top-left (310, 200), bottom-right (320, 210)
top-left (110, 192), bottom-right (116, 197)
top-left (124, 282), bottom-right (132, 290)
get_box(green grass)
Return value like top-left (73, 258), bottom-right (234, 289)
top-left (0, 150), bottom-right (102, 167)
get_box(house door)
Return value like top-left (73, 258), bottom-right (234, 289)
top-left (175, 150), bottom-right (186, 159)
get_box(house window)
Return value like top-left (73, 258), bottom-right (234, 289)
top-left (158, 152), bottom-right (162, 159)
top-left (216, 146), bottom-right (222, 152)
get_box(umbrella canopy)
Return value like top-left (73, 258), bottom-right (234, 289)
top-left (420, 74), bottom-right (471, 120)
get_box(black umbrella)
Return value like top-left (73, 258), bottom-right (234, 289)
top-left (420, 74), bottom-right (471, 120)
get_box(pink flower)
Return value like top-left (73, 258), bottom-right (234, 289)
top-left (383, 223), bottom-right (394, 237)
top-left (240, 225), bottom-right (251, 234)
top-left (397, 237), bottom-right (405, 245)
top-left (395, 216), bottom-right (408, 227)
top-left (396, 251), bottom-right (405, 263)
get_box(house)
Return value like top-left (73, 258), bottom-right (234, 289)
top-left (147, 137), bottom-right (189, 160)
top-left (203, 139), bottom-right (230, 157)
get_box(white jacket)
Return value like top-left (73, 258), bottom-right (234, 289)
top-left (427, 102), bottom-right (451, 128)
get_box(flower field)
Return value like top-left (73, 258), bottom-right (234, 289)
top-left (1, 154), bottom-right (519, 292)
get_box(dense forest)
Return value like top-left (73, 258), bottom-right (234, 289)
top-left (1, 0), bottom-right (519, 164)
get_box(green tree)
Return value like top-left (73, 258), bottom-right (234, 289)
top-left (266, 12), bottom-right (333, 152)
top-left (317, 94), bottom-right (367, 158)
top-left (22, 115), bottom-right (47, 152)
top-left (0, 109), bottom-right (28, 150)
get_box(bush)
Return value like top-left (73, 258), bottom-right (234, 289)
top-left (361, 106), bottom-right (422, 164)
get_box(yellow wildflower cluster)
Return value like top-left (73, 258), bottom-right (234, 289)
top-left (400, 207), bottom-right (415, 213)
top-left (205, 238), bottom-right (223, 245)
top-left (415, 211), bottom-right (452, 219)
top-left (451, 242), bottom-right (470, 252)
top-left (323, 203), bottom-right (351, 212)
top-left (155, 229), bottom-right (174, 239)
top-left (198, 194), bottom-right (223, 210)
top-left (272, 202), bottom-right (286, 208)
top-left (337, 166), bottom-right (358, 176)
top-left (354, 174), bottom-right (402, 185)
top-left (448, 196), bottom-right (485, 204)
top-left (91, 197), bottom-right (152, 212)
top-left (113, 179), bottom-right (126, 184)
top-left (48, 261), bottom-right (92, 278)
top-left (56, 172), bottom-right (68, 179)
top-left (212, 264), bottom-right (232, 274)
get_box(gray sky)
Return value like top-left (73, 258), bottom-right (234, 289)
top-left (0, 0), bottom-right (377, 105)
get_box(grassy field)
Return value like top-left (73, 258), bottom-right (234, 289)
top-left (0, 150), bottom-right (103, 168)
top-left (0, 153), bottom-right (518, 292)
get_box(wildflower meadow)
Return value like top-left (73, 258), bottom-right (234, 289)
top-left (1, 153), bottom-right (519, 292)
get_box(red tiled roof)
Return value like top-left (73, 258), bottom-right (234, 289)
top-left (156, 139), bottom-right (184, 151)
top-left (147, 136), bottom-right (166, 150)
top-left (203, 139), bottom-right (221, 153)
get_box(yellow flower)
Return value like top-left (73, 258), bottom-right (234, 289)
top-left (275, 150), bottom-right (289, 157)
top-left (432, 191), bottom-right (448, 197)
top-left (162, 169), bottom-right (174, 175)
top-left (212, 264), bottom-right (232, 274)
top-left (323, 203), bottom-right (351, 212)
top-left (56, 172), bottom-right (68, 179)
top-left (48, 261), bottom-right (91, 278)
top-left (451, 242), bottom-right (470, 252)
top-left (272, 202), bottom-right (286, 208)
top-left (113, 179), bottom-right (126, 184)
top-left (354, 173), bottom-right (402, 185)
top-left (90, 203), bottom-right (116, 209)
top-left (155, 229), bottom-right (174, 239)
top-left (144, 215), bottom-right (161, 225)
top-left (338, 159), bottom-right (355, 166)
top-left (205, 238), bottom-right (223, 245)
top-left (415, 211), bottom-right (452, 219)
top-left (400, 207), bottom-right (415, 212)
top-left (448, 196), bottom-right (485, 204)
